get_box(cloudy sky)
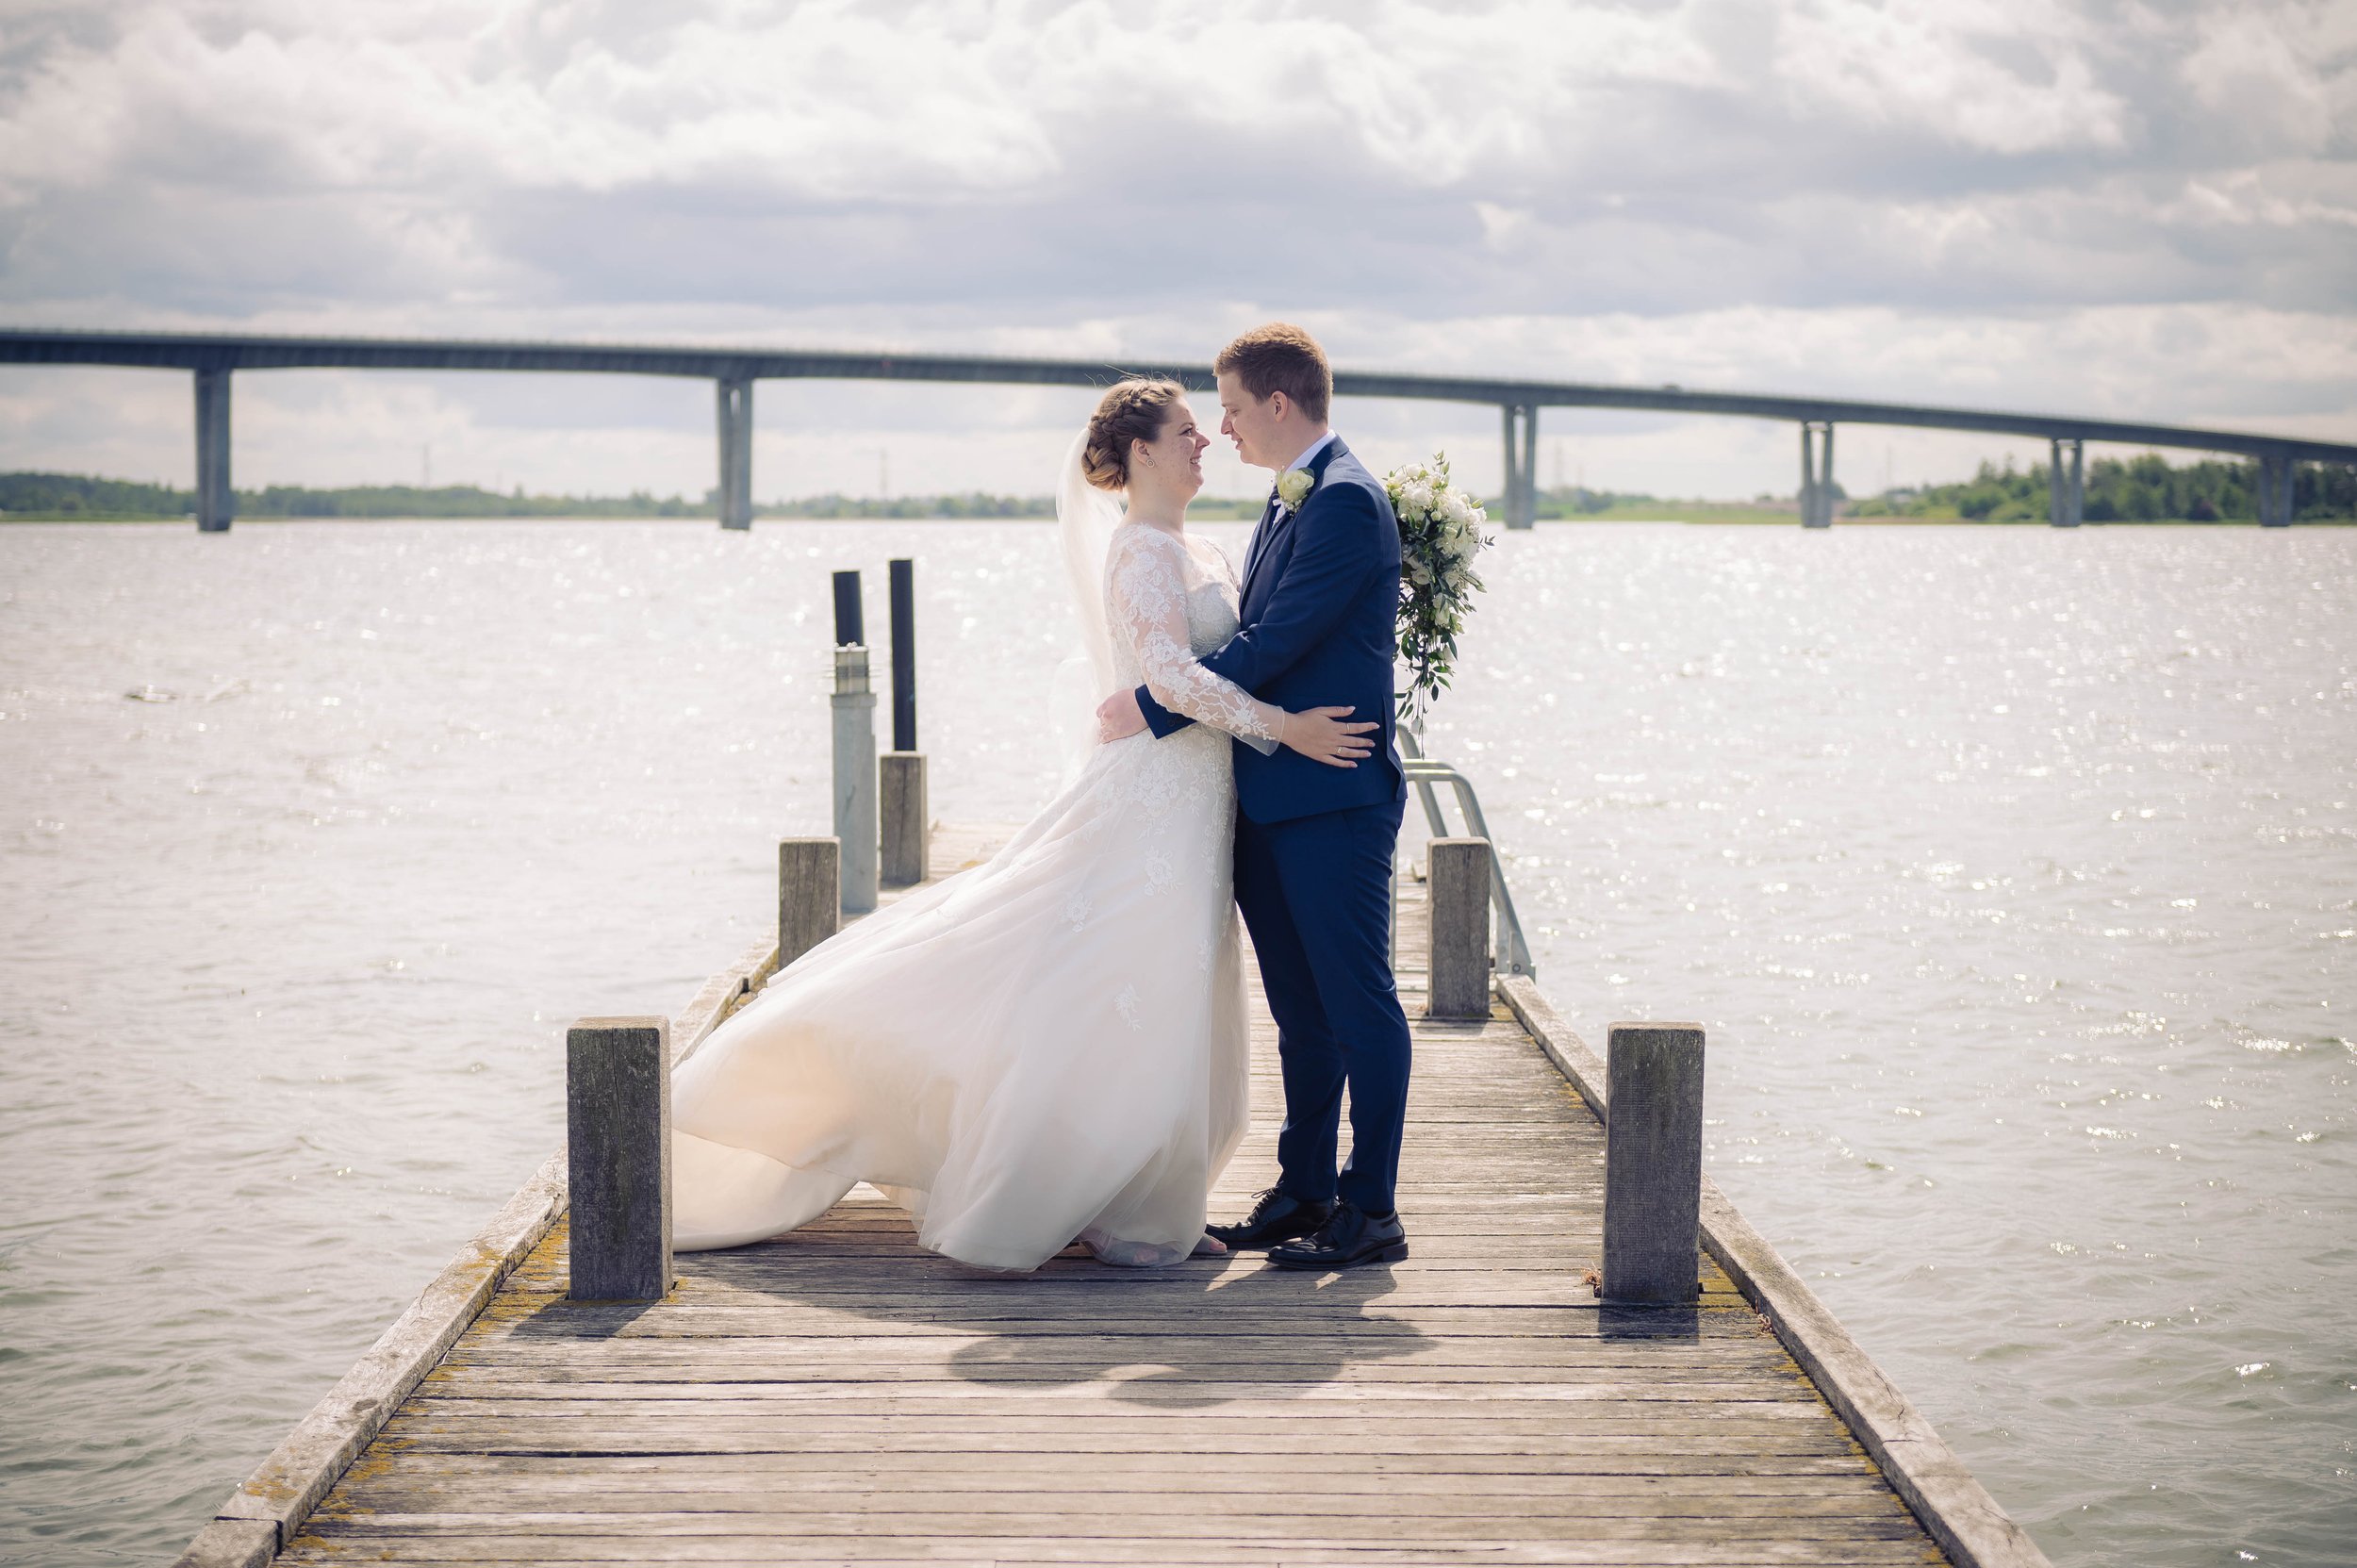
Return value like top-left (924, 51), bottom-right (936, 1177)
top-left (2, 0), bottom-right (2352, 503)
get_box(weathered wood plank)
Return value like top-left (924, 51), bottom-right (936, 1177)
top-left (326, 1467), bottom-right (1890, 1498)
top-left (323, 1490), bottom-right (1909, 1522)
top-left (278, 1538), bottom-right (1945, 1566)
top-left (564, 1018), bottom-right (672, 1303)
top-left (329, 1448), bottom-right (1877, 1477)
top-left (299, 1510), bottom-right (1935, 1542)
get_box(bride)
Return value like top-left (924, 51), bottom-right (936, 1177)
top-left (668, 379), bottom-right (1376, 1269)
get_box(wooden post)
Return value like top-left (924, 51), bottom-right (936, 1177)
top-left (1601, 1022), bottom-right (1706, 1304)
top-left (566, 1016), bottom-right (671, 1303)
top-left (1426, 836), bottom-right (1492, 1019)
top-left (880, 752), bottom-right (928, 887)
top-left (778, 836), bottom-right (840, 969)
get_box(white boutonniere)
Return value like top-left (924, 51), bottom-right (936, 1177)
top-left (1275, 468), bottom-right (1316, 516)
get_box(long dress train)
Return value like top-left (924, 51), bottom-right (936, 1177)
top-left (669, 521), bottom-right (1284, 1269)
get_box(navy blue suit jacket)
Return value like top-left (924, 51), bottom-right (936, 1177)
top-left (1137, 435), bottom-right (1407, 824)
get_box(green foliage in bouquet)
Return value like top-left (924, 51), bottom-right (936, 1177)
top-left (1383, 453), bottom-right (1493, 725)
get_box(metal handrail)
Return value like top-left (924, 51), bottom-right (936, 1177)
top-left (1397, 726), bottom-right (1536, 977)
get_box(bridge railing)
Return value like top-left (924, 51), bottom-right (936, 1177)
top-left (1397, 725), bottom-right (1536, 980)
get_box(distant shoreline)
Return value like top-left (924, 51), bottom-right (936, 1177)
top-left (5, 462), bottom-right (2347, 526)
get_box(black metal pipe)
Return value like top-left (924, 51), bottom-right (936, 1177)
top-left (888, 558), bottom-right (916, 751)
top-left (832, 570), bottom-right (863, 647)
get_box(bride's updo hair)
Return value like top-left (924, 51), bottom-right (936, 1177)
top-left (1081, 378), bottom-right (1186, 492)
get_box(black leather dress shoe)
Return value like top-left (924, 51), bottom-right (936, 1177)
top-left (1266, 1201), bottom-right (1408, 1270)
top-left (1206, 1187), bottom-right (1335, 1250)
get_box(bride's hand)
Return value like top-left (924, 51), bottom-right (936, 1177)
top-left (1278, 706), bottom-right (1378, 768)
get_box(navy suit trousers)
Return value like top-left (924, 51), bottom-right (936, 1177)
top-left (1233, 795), bottom-right (1412, 1214)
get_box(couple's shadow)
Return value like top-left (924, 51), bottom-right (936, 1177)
top-left (721, 1206), bottom-right (1440, 1411)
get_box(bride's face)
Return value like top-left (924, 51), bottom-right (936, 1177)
top-left (1133, 400), bottom-right (1210, 500)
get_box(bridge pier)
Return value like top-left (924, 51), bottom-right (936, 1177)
top-left (2257, 450), bottom-right (2294, 527)
top-left (1499, 404), bottom-right (1537, 530)
top-left (194, 368), bottom-right (232, 533)
top-left (716, 377), bottom-right (753, 530)
top-left (2047, 437), bottom-right (2084, 527)
top-left (1799, 421), bottom-right (1835, 527)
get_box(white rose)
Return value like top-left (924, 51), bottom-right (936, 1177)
top-left (1277, 469), bottom-right (1315, 511)
top-left (1441, 493), bottom-right (1472, 527)
top-left (1403, 481), bottom-right (1436, 514)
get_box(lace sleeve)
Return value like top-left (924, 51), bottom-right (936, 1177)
top-left (1107, 528), bottom-right (1281, 753)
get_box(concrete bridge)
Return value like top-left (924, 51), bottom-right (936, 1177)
top-left (6, 326), bottom-right (2352, 532)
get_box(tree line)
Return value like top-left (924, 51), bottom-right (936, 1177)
top-left (8, 452), bottom-right (2349, 524)
top-left (1848, 454), bottom-right (2354, 522)
top-left (0, 472), bottom-right (1059, 520)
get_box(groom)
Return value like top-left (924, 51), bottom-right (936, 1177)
top-left (1096, 322), bottom-right (1411, 1270)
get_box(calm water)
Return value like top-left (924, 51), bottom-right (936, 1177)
top-left (1, 520), bottom-right (2350, 1566)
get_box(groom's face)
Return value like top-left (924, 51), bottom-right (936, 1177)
top-left (1216, 371), bottom-right (1285, 470)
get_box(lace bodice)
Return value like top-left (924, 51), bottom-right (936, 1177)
top-left (1104, 523), bottom-right (1280, 751)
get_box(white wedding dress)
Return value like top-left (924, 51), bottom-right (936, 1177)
top-left (669, 509), bottom-right (1287, 1270)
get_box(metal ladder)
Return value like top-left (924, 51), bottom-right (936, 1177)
top-left (1397, 725), bottom-right (1537, 978)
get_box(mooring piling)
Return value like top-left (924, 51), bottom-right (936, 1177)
top-left (777, 836), bottom-right (841, 969)
top-left (830, 571), bottom-right (879, 915)
top-left (1600, 1021), bottom-right (1706, 1304)
top-left (1426, 835), bottom-right (1492, 1018)
top-left (880, 754), bottom-right (928, 887)
top-left (881, 558), bottom-right (928, 887)
top-left (563, 1016), bottom-right (672, 1303)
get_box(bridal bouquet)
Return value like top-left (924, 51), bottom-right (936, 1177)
top-left (1385, 454), bottom-right (1492, 724)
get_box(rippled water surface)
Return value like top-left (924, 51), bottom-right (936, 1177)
top-left (2, 520), bottom-right (2351, 1566)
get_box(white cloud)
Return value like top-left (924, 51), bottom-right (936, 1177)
top-left (0, 0), bottom-right (2349, 499)
top-left (2181, 8), bottom-right (2333, 154)
top-left (1773, 0), bottom-right (2133, 156)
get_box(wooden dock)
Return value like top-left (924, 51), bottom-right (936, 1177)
top-left (181, 823), bottom-right (2047, 1568)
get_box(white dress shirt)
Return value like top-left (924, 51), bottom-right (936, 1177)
top-left (1282, 430), bottom-right (1338, 478)
top-left (1248, 430), bottom-right (1339, 569)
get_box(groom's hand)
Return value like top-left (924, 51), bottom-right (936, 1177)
top-left (1096, 687), bottom-right (1148, 742)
